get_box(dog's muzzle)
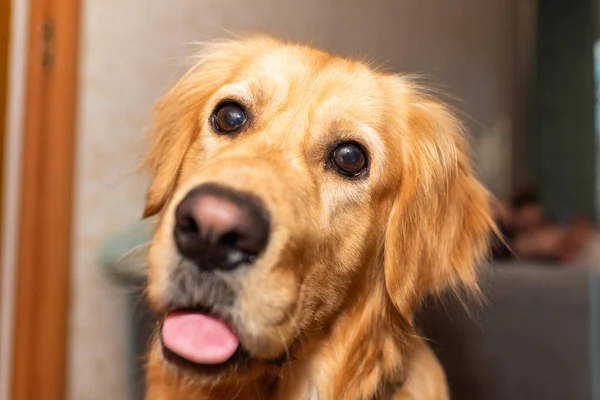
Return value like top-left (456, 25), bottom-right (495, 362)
top-left (160, 183), bottom-right (271, 367)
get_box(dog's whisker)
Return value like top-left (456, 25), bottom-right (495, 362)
top-left (275, 326), bottom-right (291, 363)
top-left (230, 384), bottom-right (244, 400)
top-left (114, 240), bottom-right (152, 265)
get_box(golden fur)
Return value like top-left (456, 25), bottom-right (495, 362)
top-left (142, 35), bottom-right (494, 400)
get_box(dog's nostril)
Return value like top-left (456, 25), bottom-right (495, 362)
top-left (220, 231), bottom-right (240, 248)
top-left (179, 216), bottom-right (199, 234)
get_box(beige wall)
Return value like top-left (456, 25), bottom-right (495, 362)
top-left (68, 1), bottom-right (533, 398)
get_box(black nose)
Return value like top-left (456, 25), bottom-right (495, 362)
top-left (173, 183), bottom-right (270, 270)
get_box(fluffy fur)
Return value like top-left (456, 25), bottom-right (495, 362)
top-left (142, 35), bottom-right (494, 400)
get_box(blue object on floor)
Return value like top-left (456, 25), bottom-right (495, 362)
top-left (98, 218), bottom-right (157, 400)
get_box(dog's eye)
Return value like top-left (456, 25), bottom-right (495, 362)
top-left (211, 102), bottom-right (247, 133)
top-left (330, 142), bottom-right (368, 177)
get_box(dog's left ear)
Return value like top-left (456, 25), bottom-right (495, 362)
top-left (383, 86), bottom-right (494, 320)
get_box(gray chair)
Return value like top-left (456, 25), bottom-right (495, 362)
top-left (421, 264), bottom-right (597, 400)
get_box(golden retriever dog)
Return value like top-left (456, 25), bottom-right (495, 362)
top-left (142, 35), bottom-right (493, 400)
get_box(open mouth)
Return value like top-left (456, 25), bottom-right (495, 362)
top-left (160, 310), bottom-right (250, 372)
top-left (159, 309), bottom-right (295, 373)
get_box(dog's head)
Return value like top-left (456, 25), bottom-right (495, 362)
top-left (144, 35), bottom-right (492, 384)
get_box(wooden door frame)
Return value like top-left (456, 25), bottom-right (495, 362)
top-left (10, 0), bottom-right (80, 398)
top-left (0, 0), bottom-right (10, 238)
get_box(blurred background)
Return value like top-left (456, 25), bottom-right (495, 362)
top-left (0, 0), bottom-right (598, 399)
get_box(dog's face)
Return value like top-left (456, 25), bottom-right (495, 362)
top-left (144, 36), bottom-right (491, 384)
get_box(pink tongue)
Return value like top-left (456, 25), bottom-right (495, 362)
top-left (161, 312), bottom-right (239, 365)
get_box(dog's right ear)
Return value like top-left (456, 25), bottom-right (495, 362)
top-left (141, 56), bottom-right (229, 217)
top-left (142, 36), bottom-right (282, 218)
top-left (141, 44), bottom-right (231, 218)
top-left (142, 82), bottom-right (200, 218)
